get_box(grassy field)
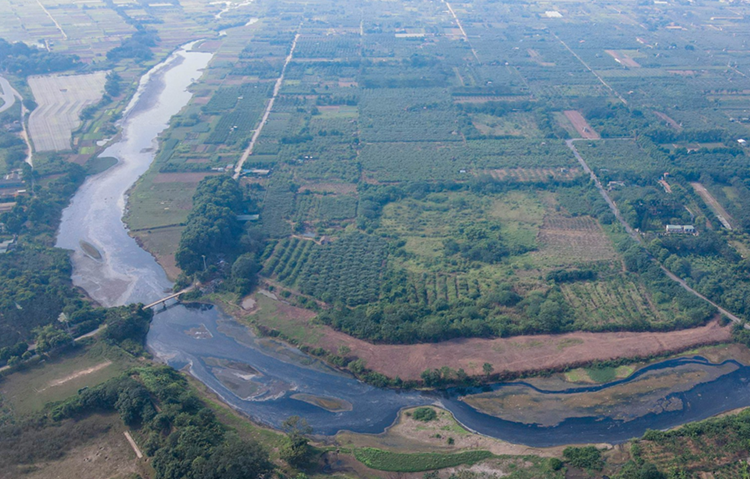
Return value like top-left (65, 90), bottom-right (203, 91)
top-left (125, 171), bottom-right (203, 231)
top-left (131, 225), bottom-right (184, 280)
top-left (565, 365), bottom-right (635, 384)
top-left (0, 343), bottom-right (138, 415)
top-left (353, 448), bottom-right (494, 472)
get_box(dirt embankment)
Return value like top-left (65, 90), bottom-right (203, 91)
top-left (324, 320), bottom-right (731, 381)
top-left (242, 294), bottom-right (732, 381)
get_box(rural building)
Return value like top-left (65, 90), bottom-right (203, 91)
top-left (0, 170), bottom-right (23, 188)
top-left (0, 236), bottom-right (17, 254)
top-left (665, 225), bottom-right (696, 234)
top-left (242, 168), bottom-right (271, 177)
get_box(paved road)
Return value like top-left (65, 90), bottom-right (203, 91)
top-left (565, 138), bottom-right (745, 326)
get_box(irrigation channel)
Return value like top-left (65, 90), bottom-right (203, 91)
top-left (55, 42), bottom-right (750, 447)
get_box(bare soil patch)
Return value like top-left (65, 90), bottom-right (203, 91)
top-left (653, 111), bottom-right (682, 131)
top-left (605, 50), bottom-right (641, 68)
top-left (536, 215), bottom-right (617, 262)
top-left (42, 361), bottom-right (112, 391)
top-left (564, 110), bottom-right (600, 139)
top-left (527, 48), bottom-right (555, 66)
top-left (153, 172), bottom-right (221, 183)
top-left (132, 226), bottom-right (183, 281)
top-left (331, 320), bottom-right (730, 380)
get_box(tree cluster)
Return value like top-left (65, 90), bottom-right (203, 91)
top-left (51, 366), bottom-right (274, 479)
top-left (176, 176), bottom-right (245, 275)
top-left (0, 38), bottom-right (81, 75)
top-left (106, 28), bottom-right (159, 62)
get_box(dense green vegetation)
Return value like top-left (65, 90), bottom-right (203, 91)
top-left (563, 446), bottom-right (604, 471)
top-left (0, 158), bottom-right (110, 356)
top-left (411, 407), bottom-right (437, 422)
top-left (613, 409), bottom-right (750, 478)
top-left (176, 176), bottom-right (246, 274)
top-left (0, 38), bottom-right (81, 75)
top-left (297, 232), bottom-right (388, 305)
top-left (106, 27), bottom-right (160, 62)
top-left (353, 447), bottom-right (493, 472)
top-left (50, 366), bottom-right (274, 479)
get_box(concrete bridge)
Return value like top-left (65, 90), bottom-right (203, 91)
top-left (143, 287), bottom-right (194, 309)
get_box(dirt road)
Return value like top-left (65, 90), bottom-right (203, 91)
top-left (691, 182), bottom-right (733, 230)
top-left (234, 32), bottom-right (300, 178)
top-left (564, 111), bottom-right (600, 139)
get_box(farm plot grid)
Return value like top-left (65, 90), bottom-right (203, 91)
top-left (28, 71), bottom-right (107, 152)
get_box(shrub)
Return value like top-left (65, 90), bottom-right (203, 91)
top-left (412, 407), bottom-right (437, 422)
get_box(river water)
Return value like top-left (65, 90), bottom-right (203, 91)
top-left (55, 42), bottom-right (750, 447)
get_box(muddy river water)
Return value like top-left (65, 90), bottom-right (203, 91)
top-left (55, 42), bottom-right (750, 447)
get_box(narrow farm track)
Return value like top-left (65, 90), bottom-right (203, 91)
top-left (555, 34), bottom-right (627, 105)
top-left (234, 32), bottom-right (300, 179)
top-left (36, 0), bottom-right (68, 40)
top-left (443, 1), bottom-right (479, 62)
top-left (565, 139), bottom-right (744, 325)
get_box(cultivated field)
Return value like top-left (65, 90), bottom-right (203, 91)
top-left (561, 277), bottom-right (665, 330)
top-left (28, 71), bottom-right (107, 151)
top-left (19, 414), bottom-right (146, 479)
top-left (535, 215), bottom-right (617, 263)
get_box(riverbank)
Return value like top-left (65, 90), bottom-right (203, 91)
top-left (221, 288), bottom-right (733, 384)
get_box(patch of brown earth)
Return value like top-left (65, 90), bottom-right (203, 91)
top-left (327, 320), bottom-right (730, 380)
top-left (564, 110), bottom-right (600, 139)
top-left (605, 50), bottom-right (641, 68)
top-left (240, 294), bottom-right (731, 381)
top-left (41, 361), bottom-right (112, 391)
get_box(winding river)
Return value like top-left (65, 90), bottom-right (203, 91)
top-left (55, 42), bottom-right (750, 447)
